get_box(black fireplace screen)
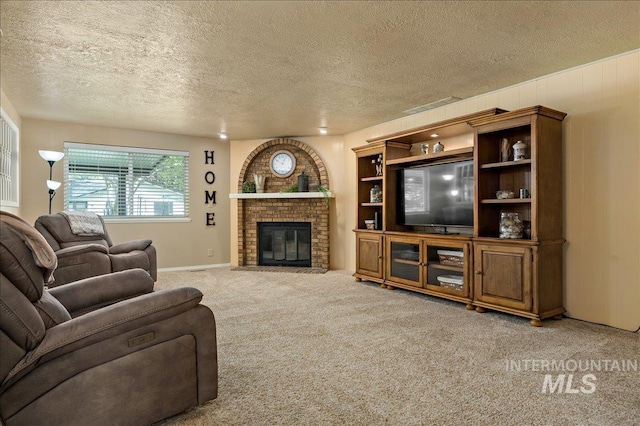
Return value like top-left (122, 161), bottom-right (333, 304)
top-left (258, 222), bottom-right (311, 267)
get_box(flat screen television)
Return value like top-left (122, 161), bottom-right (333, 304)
top-left (397, 159), bottom-right (474, 229)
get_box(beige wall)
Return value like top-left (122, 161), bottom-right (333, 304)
top-left (343, 51), bottom-right (640, 331)
top-left (228, 136), bottom-right (346, 269)
top-left (19, 119), bottom-right (230, 269)
top-left (0, 89), bottom-right (22, 216)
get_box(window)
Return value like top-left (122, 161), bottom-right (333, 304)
top-left (64, 142), bottom-right (189, 220)
top-left (0, 108), bottom-right (19, 207)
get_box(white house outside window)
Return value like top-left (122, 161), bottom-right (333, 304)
top-left (64, 142), bottom-right (189, 220)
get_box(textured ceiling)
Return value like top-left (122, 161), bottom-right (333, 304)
top-left (1, 1), bottom-right (638, 141)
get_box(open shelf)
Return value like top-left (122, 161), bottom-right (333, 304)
top-left (428, 263), bottom-right (463, 273)
top-left (393, 258), bottom-right (420, 266)
top-left (386, 146), bottom-right (473, 167)
top-left (481, 198), bottom-right (531, 204)
top-left (480, 159), bottom-right (532, 169)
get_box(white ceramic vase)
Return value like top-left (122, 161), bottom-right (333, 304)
top-left (253, 173), bottom-right (266, 193)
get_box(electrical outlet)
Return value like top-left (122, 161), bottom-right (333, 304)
top-left (207, 248), bottom-right (213, 257)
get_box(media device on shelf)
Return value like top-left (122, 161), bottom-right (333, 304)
top-left (397, 159), bottom-right (474, 231)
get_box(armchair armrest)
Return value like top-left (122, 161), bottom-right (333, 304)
top-left (55, 243), bottom-right (109, 258)
top-left (5, 287), bottom-right (204, 386)
top-left (48, 269), bottom-right (154, 317)
top-left (110, 239), bottom-right (152, 254)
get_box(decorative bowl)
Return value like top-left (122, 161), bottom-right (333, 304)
top-left (496, 190), bottom-right (515, 199)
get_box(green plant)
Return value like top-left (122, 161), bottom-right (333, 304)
top-left (317, 185), bottom-right (331, 206)
top-left (280, 183), bottom-right (298, 193)
top-left (242, 181), bottom-right (256, 193)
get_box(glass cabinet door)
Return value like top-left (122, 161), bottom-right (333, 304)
top-left (386, 238), bottom-right (422, 287)
top-left (424, 243), bottom-right (468, 297)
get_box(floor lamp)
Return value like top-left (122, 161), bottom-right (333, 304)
top-left (39, 150), bottom-right (65, 214)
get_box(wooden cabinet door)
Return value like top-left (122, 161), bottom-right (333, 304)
top-left (356, 233), bottom-right (383, 279)
top-left (386, 236), bottom-right (422, 287)
top-left (474, 244), bottom-right (532, 311)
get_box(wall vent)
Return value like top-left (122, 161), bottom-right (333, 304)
top-left (402, 97), bottom-right (461, 115)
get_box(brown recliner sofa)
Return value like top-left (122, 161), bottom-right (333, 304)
top-left (0, 211), bottom-right (218, 425)
top-left (34, 212), bottom-right (157, 287)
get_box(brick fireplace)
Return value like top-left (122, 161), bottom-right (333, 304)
top-left (235, 138), bottom-right (331, 270)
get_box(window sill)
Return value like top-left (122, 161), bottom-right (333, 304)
top-left (103, 217), bottom-right (192, 224)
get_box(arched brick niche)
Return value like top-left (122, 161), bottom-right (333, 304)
top-left (236, 138), bottom-right (330, 270)
top-left (237, 138), bottom-right (329, 192)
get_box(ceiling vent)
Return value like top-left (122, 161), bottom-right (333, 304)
top-left (402, 97), bottom-right (461, 115)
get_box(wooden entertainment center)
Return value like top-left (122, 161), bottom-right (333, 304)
top-left (353, 106), bottom-right (567, 326)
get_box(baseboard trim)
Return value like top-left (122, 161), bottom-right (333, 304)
top-left (158, 263), bottom-right (232, 272)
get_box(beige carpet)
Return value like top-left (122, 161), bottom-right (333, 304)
top-left (154, 267), bottom-right (639, 425)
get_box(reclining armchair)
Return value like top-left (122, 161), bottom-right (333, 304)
top-left (35, 211), bottom-right (157, 287)
top-left (1, 211), bottom-right (218, 425)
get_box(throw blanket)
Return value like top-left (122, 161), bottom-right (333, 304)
top-left (60, 211), bottom-right (105, 236)
top-left (1, 211), bottom-right (57, 283)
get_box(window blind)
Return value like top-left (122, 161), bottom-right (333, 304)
top-left (0, 110), bottom-right (19, 207)
top-left (63, 142), bottom-right (189, 219)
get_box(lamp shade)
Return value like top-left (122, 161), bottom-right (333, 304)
top-left (39, 150), bottom-right (65, 162)
top-left (46, 180), bottom-right (61, 191)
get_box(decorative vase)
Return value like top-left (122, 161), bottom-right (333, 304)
top-left (297, 171), bottom-right (309, 192)
top-left (499, 212), bottom-right (523, 239)
top-left (370, 185), bottom-right (382, 203)
top-left (253, 173), bottom-right (266, 193)
top-left (433, 141), bottom-right (445, 153)
top-left (513, 140), bottom-right (527, 161)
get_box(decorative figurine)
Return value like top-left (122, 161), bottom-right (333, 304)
top-left (372, 154), bottom-right (383, 176)
top-left (433, 141), bottom-right (445, 153)
top-left (500, 138), bottom-right (511, 162)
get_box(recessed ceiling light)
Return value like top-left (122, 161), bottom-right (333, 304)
top-left (318, 127), bottom-right (328, 135)
top-left (431, 133), bottom-right (439, 138)
top-left (219, 132), bottom-right (227, 139)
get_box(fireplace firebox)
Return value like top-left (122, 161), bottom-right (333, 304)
top-left (258, 222), bottom-right (311, 267)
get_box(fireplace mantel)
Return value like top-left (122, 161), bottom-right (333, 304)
top-left (229, 192), bottom-right (333, 199)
